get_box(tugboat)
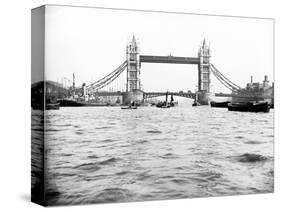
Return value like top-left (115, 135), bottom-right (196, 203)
top-left (227, 102), bottom-right (270, 113)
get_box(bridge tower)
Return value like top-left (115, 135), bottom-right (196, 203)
top-left (197, 39), bottom-right (212, 104)
top-left (123, 36), bottom-right (143, 105)
top-left (126, 35), bottom-right (141, 92)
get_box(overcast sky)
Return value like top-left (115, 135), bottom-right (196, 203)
top-left (44, 5), bottom-right (273, 93)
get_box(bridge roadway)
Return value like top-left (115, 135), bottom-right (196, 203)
top-left (93, 91), bottom-right (196, 99)
top-left (143, 92), bottom-right (196, 99)
top-left (139, 55), bottom-right (200, 64)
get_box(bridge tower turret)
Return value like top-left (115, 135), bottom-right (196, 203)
top-left (198, 39), bottom-right (211, 92)
top-left (126, 35), bottom-right (141, 92)
top-left (123, 36), bottom-right (143, 105)
top-left (197, 39), bottom-right (212, 104)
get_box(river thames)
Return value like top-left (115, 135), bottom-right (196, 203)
top-left (32, 100), bottom-right (274, 205)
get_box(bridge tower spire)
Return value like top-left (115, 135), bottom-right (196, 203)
top-left (126, 35), bottom-right (141, 92)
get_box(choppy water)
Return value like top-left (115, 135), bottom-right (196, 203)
top-left (32, 102), bottom-right (274, 205)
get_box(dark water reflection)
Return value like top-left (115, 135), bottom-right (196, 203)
top-left (33, 103), bottom-right (274, 205)
top-left (31, 110), bottom-right (44, 204)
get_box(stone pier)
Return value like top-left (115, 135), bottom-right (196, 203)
top-left (197, 91), bottom-right (214, 105)
top-left (122, 90), bottom-right (144, 105)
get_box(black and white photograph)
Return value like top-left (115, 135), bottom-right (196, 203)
top-left (31, 5), bottom-right (274, 206)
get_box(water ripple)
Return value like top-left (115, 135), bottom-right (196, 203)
top-left (32, 105), bottom-right (274, 205)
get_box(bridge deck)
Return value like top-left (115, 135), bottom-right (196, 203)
top-left (144, 92), bottom-right (196, 99)
top-left (140, 55), bottom-right (200, 65)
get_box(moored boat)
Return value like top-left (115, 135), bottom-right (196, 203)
top-left (210, 101), bottom-right (230, 108)
top-left (121, 106), bottom-right (137, 109)
top-left (156, 101), bottom-right (170, 108)
top-left (192, 100), bottom-right (200, 107)
top-left (227, 102), bottom-right (270, 113)
top-left (156, 91), bottom-right (171, 108)
top-left (159, 105), bottom-right (170, 108)
top-left (58, 99), bottom-right (108, 107)
top-left (249, 102), bottom-right (270, 112)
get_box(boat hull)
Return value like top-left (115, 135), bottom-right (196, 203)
top-left (210, 101), bottom-right (230, 108)
top-left (156, 101), bottom-right (170, 108)
top-left (58, 99), bottom-right (108, 107)
top-left (227, 102), bottom-right (270, 113)
top-left (121, 106), bottom-right (137, 109)
top-left (157, 105), bottom-right (170, 108)
top-left (192, 102), bottom-right (201, 107)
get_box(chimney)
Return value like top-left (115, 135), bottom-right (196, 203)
top-left (251, 76), bottom-right (253, 84)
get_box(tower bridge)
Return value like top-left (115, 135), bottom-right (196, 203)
top-left (118, 35), bottom-right (211, 105)
top-left (84, 36), bottom-right (272, 105)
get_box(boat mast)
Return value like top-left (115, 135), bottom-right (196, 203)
top-left (166, 91), bottom-right (168, 106)
top-left (72, 73), bottom-right (75, 97)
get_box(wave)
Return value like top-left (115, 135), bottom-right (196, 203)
top-left (137, 139), bottom-right (149, 144)
top-left (61, 153), bottom-right (73, 157)
top-left (101, 139), bottom-right (115, 143)
top-left (92, 188), bottom-right (133, 203)
top-left (160, 153), bottom-right (178, 159)
top-left (74, 163), bottom-right (101, 171)
top-left (237, 153), bottom-right (268, 163)
top-left (98, 157), bottom-right (119, 165)
top-left (88, 155), bottom-right (98, 159)
top-left (199, 171), bottom-right (223, 181)
top-left (147, 130), bottom-right (162, 134)
top-left (171, 178), bottom-right (188, 185)
top-left (56, 172), bottom-right (77, 178)
top-left (244, 141), bottom-right (264, 145)
top-left (136, 171), bottom-right (152, 181)
top-left (95, 126), bottom-right (112, 130)
top-left (116, 171), bottom-right (131, 176)
top-left (75, 157), bottom-right (119, 171)
top-left (75, 130), bottom-right (84, 135)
